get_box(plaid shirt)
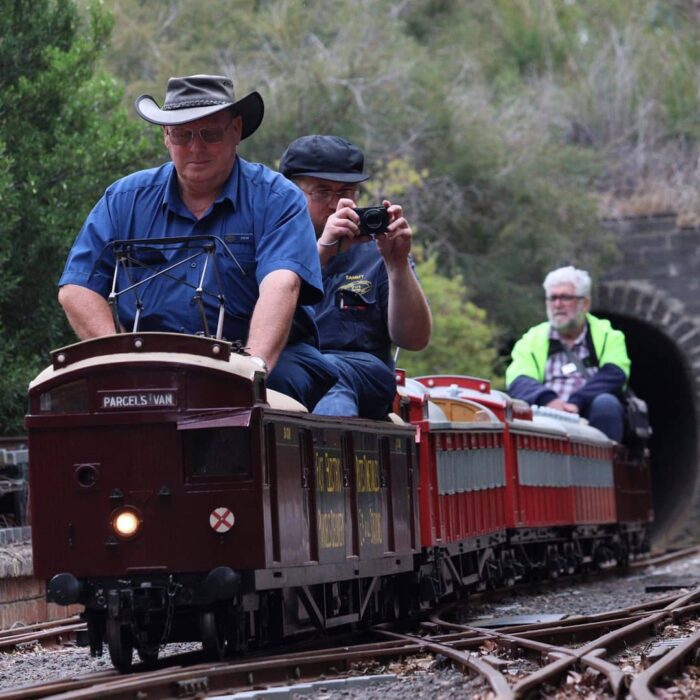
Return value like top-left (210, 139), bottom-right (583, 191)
top-left (544, 325), bottom-right (598, 401)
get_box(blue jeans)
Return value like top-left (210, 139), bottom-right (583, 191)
top-left (582, 393), bottom-right (624, 442)
top-left (267, 343), bottom-right (339, 411)
top-left (313, 351), bottom-right (396, 419)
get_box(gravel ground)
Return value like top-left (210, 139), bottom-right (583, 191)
top-left (2, 555), bottom-right (700, 696)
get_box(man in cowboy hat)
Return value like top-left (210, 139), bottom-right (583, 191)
top-left (58, 74), bottom-right (337, 408)
top-left (279, 135), bottom-right (431, 418)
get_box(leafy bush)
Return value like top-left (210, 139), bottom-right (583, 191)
top-left (0, 0), bottom-right (159, 433)
top-left (398, 256), bottom-right (500, 384)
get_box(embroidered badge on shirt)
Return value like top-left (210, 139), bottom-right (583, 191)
top-left (339, 279), bottom-right (372, 295)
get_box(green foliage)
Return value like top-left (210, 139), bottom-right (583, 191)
top-left (398, 257), bottom-right (500, 385)
top-left (0, 0), bottom-right (158, 433)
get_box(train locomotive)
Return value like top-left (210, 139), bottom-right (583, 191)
top-left (26, 331), bottom-right (653, 671)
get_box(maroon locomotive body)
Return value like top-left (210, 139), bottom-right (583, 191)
top-left (27, 332), bottom-right (418, 668)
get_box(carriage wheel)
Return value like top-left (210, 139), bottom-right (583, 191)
top-left (200, 610), bottom-right (227, 660)
top-left (106, 619), bottom-right (133, 672)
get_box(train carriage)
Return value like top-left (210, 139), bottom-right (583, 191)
top-left (408, 374), bottom-right (651, 582)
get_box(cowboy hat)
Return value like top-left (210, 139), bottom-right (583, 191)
top-left (134, 74), bottom-right (264, 140)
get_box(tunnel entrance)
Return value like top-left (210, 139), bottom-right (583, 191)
top-left (596, 309), bottom-right (698, 545)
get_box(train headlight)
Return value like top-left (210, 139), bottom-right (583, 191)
top-left (111, 507), bottom-right (142, 539)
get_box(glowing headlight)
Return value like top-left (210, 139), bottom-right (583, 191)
top-left (111, 508), bottom-right (141, 538)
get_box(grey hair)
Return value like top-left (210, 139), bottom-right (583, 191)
top-left (543, 266), bottom-right (592, 297)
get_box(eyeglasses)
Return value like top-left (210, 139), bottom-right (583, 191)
top-left (546, 294), bottom-right (584, 303)
top-left (167, 115), bottom-right (235, 146)
top-left (301, 187), bottom-right (360, 204)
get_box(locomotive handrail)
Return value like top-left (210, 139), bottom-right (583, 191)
top-left (96, 235), bottom-right (245, 339)
top-left (47, 332), bottom-right (235, 370)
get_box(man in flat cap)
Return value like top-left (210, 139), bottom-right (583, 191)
top-left (58, 75), bottom-right (337, 408)
top-left (280, 135), bottom-right (431, 418)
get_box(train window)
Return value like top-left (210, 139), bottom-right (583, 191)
top-left (184, 427), bottom-right (250, 477)
top-left (39, 380), bottom-right (89, 413)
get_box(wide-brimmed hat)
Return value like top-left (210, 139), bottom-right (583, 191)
top-left (279, 135), bottom-right (369, 183)
top-left (134, 74), bottom-right (264, 140)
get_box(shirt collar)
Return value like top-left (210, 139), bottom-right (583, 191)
top-left (161, 158), bottom-right (240, 215)
top-left (549, 321), bottom-right (588, 348)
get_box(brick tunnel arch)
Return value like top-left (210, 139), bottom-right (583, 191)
top-left (595, 280), bottom-right (700, 545)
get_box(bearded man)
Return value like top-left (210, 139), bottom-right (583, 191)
top-left (505, 266), bottom-right (629, 441)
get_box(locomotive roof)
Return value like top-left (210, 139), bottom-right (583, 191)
top-left (28, 333), bottom-right (308, 413)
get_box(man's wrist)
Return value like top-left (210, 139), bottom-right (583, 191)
top-left (385, 256), bottom-right (411, 274)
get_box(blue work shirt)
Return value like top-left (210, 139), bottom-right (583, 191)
top-left (315, 243), bottom-right (417, 366)
top-left (59, 157), bottom-right (322, 344)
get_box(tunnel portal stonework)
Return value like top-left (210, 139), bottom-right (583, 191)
top-left (597, 215), bottom-right (700, 543)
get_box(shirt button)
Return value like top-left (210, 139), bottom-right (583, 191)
top-left (190, 262), bottom-right (197, 268)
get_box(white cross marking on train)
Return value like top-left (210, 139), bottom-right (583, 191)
top-left (209, 507), bottom-right (235, 533)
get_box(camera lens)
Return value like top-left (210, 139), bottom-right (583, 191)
top-left (364, 211), bottom-right (385, 231)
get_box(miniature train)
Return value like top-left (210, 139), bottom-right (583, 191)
top-left (25, 332), bottom-right (653, 670)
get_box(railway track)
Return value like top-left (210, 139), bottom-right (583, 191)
top-left (3, 588), bottom-right (700, 699)
top-left (0, 617), bottom-right (83, 652)
top-left (3, 547), bottom-right (700, 699)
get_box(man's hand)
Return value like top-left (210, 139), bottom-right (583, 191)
top-left (317, 198), bottom-right (364, 253)
top-left (375, 200), bottom-right (412, 270)
top-left (546, 398), bottom-right (579, 413)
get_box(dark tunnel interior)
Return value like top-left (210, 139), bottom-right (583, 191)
top-left (598, 310), bottom-right (698, 544)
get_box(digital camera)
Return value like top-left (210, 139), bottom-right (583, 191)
top-left (354, 206), bottom-right (390, 237)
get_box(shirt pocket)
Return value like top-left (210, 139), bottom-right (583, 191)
top-left (220, 233), bottom-right (257, 274)
top-left (335, 289), bottom-right (384, 330)
top-left (336, 289), bottom-right (373, 311)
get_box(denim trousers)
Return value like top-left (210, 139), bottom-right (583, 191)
top-left (312, 351), bottom-right (396, 419)
top-left (583, 392), bottom-right (625, 442)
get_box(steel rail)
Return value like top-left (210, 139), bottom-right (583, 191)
top-left (4, 551), bottom-right (699, 698)
top-left (0, 617), bottom-right (81, 640)
top-left (629, 625), bottom-right (700, 700)
top-left (374, 628), bottom-right (514, 699)
top-left (0, 637), bottom-right (425, 699)
top-left (424, 586), bottom-right (700, 699)
top-left (0, 622), bottom-right (85, 651)
top-left (629, 546), bottom-right (700, 570)
top-left (453, 622), bottom-right (630, 698)
top-left (513, 585), bottom-right (700, 698)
